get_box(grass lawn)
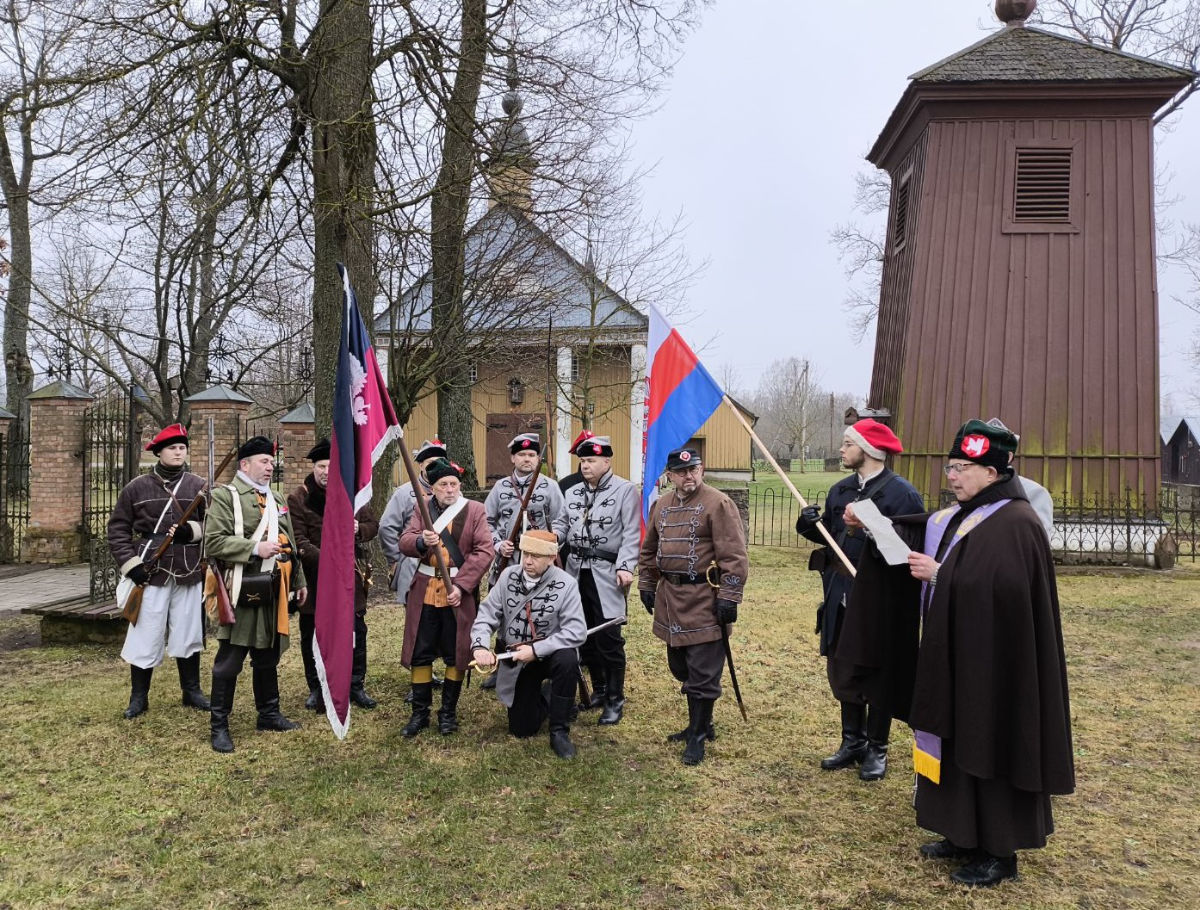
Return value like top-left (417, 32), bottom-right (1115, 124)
top-left (2, 553), bottom-right (1199, 909)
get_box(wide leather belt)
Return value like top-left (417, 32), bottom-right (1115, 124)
top-left (662, 572), bottom-right (709, 586)
top-left (569, 545), bottom-right (618, 563)
top-left (417, 564), bottom-right (459, 578)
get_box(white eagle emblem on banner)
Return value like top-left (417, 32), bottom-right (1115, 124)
top-left (350, 356), bottom-right (370, 426)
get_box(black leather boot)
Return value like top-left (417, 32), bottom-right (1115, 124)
top-left (951, 853), bottom-right (1018, 887)
top-left (820, 701), bottom-right (867, 770)
top-left (253, 666), bottom-right (300, 732)
top-left (597, 667), bottom-right (625, 725)
top-left (437, 679), bottom-right (463, 735)
top-left (305, 688), bottom-right (325, 711)
top-left (667, 696), bottom-right (717, 742)
top-left (403, 681), bottom-right (433, 737)
top-left (177, 654), bottom-right (210, 711)
top-left (548, 694), bottom-right (577, 759)
top-left (209, 676), bottom-right (236, 753)
top-left (859, 706), bottom-right (891, 781)
top-left (123, 665), bottom-right (153, 719)
top-left (349, 622), bottom-right (376, 708)
top-left (682, 698), bottom-right (715, 766)
top-left (581, 665), bottom-right (607, 710)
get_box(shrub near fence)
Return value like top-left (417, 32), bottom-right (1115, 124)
top-left (746, 485), bottom-right (1200, 566)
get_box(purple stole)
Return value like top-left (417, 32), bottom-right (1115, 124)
top-left (912, 499), bottom-right (1012, 784)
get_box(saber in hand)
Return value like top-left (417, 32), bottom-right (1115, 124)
top-left (471, 616), bottom-right (627, 674)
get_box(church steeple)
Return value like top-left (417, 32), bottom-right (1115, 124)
top-left (487, 45), bottom-right (537, 209)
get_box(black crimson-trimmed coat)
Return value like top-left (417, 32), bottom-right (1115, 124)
top-left (286, 475), bottom-right (379, 617)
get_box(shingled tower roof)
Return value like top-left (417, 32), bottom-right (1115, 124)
top-left (911, 24), bottom-right (1195, 84)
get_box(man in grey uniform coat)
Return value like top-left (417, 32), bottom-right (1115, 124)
top-left (471, 530), bottom-right (586, 759)
top-left (553, 435), bottom-right (640, 725)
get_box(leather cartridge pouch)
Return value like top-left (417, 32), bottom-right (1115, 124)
top-left (236, 571), bottom-right (279, 610)
top-left (807, 547), bottom-right (828, 573)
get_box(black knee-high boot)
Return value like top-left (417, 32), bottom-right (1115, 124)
top-left (209, 676), bottom-right (237, 753)
top-left (682, 697), bottom-right (715, 766)
top-left (253, 666), bottom-right (300, 732)
top-left (403, 681), bottom-right (433, 737)
top-left (820, 701), bottom-right (868, 770)
top-left (549, 693), bottom-right (577, 759)
top-left (598, 667), bottom-right (625, 725)
top-left (438, 679), bottom-right (464, 735)
top-left (123, 665), bottom-right (153, 719)
top-left (859, 705), bottom-right (891, 781)
top-left (350, 618), bottom-right (377, 708)
top-left (177, 654), bottom-right (210, 710)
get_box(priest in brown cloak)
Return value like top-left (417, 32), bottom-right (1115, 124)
top-left (838, 419), bottom-right (1074, 888)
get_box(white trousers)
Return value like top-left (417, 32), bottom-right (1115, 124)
top-left (120, 579), bottom-right (204, 669)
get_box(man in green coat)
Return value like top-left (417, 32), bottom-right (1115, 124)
top-left (203, 436), bottom-right (308, 753)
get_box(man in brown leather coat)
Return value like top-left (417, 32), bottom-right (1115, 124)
top-left (638, 447), bottom-right (748, 765)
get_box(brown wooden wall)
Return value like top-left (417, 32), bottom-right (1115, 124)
top-left (871, 112), bottom-right (1162, 505)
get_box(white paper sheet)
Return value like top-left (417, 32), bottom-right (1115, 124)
top-left (850, 499), bottom-right (912, 566)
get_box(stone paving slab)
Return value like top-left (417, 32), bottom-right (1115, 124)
top-left (0, 564), bottom-right (90, 614)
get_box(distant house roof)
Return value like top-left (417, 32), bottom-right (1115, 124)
top-left (911, 25), bottom-right (1195, 84)
top-left (373, 204), bottom-right (648, 339)
top-left (1161, 417), bottom-right (1179, 445)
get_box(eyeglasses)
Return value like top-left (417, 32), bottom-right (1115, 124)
top-left (943, 463), bottom-right (977, 477)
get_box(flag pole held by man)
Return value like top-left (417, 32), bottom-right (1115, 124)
top-left (313, 264), bottom-right (404, 739)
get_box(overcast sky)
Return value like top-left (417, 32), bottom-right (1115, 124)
top-left (628, 0), bottom-right (1200, 414)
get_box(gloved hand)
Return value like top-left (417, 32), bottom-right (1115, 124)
top-left (172, 522), bottom-right (194, 544)
top-left (716, 598), bottom-right (738, 625)
top-left (795, 506), bottom-right (821, 534)
top-left (127, 563), bottom-right (150, 586)
top-left (640, 591), bottom-right (656, 615)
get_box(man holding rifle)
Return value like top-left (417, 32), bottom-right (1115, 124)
top-left (471, 530), bottom-right (586, 759)
top-left (554, 435), bottom-right (640, 725)
top-left (639, 447), bottom-right (748, 766)
top-left (203, 436), bottom-right (308, 753)
top-left (108, 423), bottom-right (209, 719)
top-left (482, 432), bottom-right (565, 690)
top-left (398, 458), bottom-right (494, 737)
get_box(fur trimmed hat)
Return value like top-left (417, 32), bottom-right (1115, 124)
top-left (569, 429), bottom-right (596, 451)
top-left (426, 458), bottom-right (464, 484)
top-left (843, 419), bottom-right (903, 460)
top-left (237, 435), bottom-right (275, 460)
top-left (949, 419), bottom-right (1017, 473)
top-left (307, 438), bottom-right (331, 462)
top-left (146, 423), bottom-right (188, 455)
top-left (415, 438), bottom-right (448, 462)
top-left (573, 435), bottom-right (612, 458)
top-left (519, 530), bottom-right (559, 557)
top-left (509, 432), bottom-right (540, 455)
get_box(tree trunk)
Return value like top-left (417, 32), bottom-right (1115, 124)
top-left (306, 0), bottom-right (379, 440)
top-left (431, 0), bottom-right (488, 489)
top-left (1, 115), bottom-right (35, 492)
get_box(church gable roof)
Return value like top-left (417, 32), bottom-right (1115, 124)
top-left (373, 204), bottom-right (647, 336)
top-left (911, 25), bottom-right (1195, 84)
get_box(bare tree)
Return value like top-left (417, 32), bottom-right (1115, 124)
top-left (830, 171), bottom-right (890, 343)
top-left (749, 357), bottom-right (825, 472)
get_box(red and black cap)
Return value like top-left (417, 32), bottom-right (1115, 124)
top-left (146, 423), bottom-right (188, 455)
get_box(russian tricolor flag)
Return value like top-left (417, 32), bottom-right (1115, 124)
top-left (641, 305), bottom-right (725, 524)
top-left (314, 264), bottom-right (404, 738)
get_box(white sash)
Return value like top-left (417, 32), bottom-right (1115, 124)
top-left (431, 495), bottom-right (468, 534)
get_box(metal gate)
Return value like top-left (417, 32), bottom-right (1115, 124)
top-left (0, 422), bottom-right (31, 563)
top-left (82, 393), bottom-right (142, 600)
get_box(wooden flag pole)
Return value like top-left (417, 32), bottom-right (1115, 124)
top-left (721, 395), bottom-right (856, 577)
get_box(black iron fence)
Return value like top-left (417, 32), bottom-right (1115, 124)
top-left (81, 397), bottom-right (139, 540)
top-left (746, 485), bottom-right (1200, 567)
top-left (0, 426), bottom-right (31, 563)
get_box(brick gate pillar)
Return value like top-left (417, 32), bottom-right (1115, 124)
top-left (184, 384), bottom-right (254, 487)
top-left (23, 381), bottom-right (94, 564)
top-left (279, 402), bottom-right (316, 492)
